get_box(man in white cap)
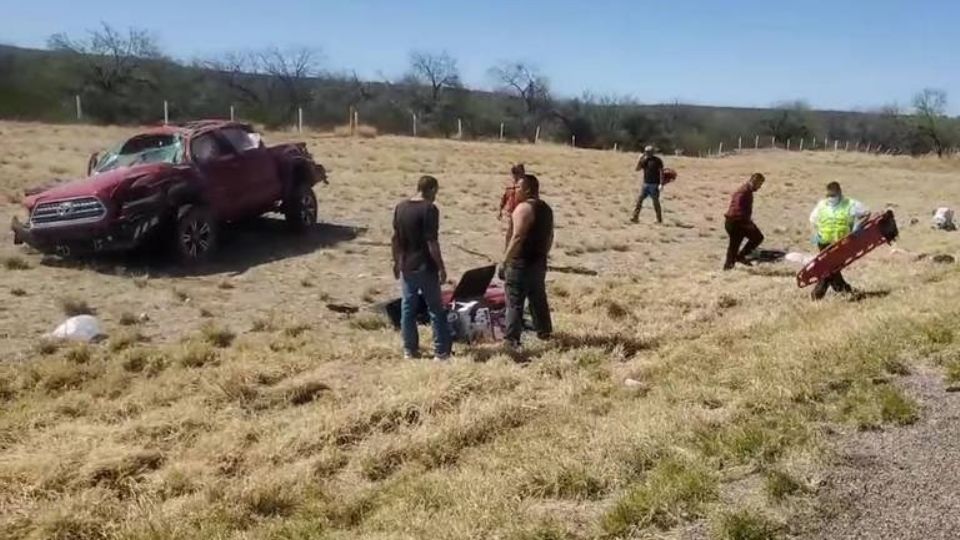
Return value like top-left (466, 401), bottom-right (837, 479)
top-left (631, 145), bottom-right (664, 224)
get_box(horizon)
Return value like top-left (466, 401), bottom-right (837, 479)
top-left (2, 0), bottom-right (958, 115)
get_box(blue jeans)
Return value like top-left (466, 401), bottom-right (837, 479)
top-left (633, 183), bottom-right (663, 222)
top-left (400, 269), bottom-right (451, 356)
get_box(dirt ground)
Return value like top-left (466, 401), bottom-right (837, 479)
top-left (1, 121), bottom-right (960, 539)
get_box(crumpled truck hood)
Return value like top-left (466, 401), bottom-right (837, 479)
top-left (23, 163), bottom-right (172, 208)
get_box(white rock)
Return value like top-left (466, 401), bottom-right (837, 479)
top-left (933, 208), bottom-right (955, 230)
top-left (48, 315), bottom-right (104, 342)
top-left (784, 252), bottom-right (814, 266)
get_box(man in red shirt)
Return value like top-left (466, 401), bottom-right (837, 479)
top-left (723, 173), bottom-right (765, 270)
top-left (499, 163), bottom-right (525, 246)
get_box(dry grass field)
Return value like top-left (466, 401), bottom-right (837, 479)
top-left (1, 121), bottom-right (959, 539)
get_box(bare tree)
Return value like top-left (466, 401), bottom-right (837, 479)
top-left (488, 61), bottom-right (551, 116)
top-left (48, 23), bottom-right (162, 96)
top-left (199, 47), bottom-right (321, 125)
top-left (913, 88), bottom-right (950, 157)
top-left (407, 51), bottom-right (461, 109)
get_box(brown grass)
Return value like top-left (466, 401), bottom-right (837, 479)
top-left (1, 121), bottom-right (959, 538)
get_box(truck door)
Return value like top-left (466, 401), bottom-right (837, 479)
top-left (219, 127), bottom-right (282, 213)
top-left (189, 132), bottom-right (249, 220)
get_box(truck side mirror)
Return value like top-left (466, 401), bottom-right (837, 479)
top-left (86, 152), bottom-right (100, 176)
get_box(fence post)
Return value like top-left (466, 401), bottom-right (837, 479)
top-left (457, 118), bottom-right (463, 139)
top-left (412, 113), bottom-right (417, 137)
top-left (799, 138), bottom-right (804, 152)
top-left (230, 105), bottom-right (235, 121)
top-left (866, 142), bottom-right (871, 153)
top-left (613, 143), bottom-right (618, 152)
top-left (755, 134), bottom-right (759, 149)
top-left (571, 135), bottom-right (576, 147)
top-left (738, 136), bottom-right (742, 151)
top-left (771, 136), bottom-right (776, 148)
top-left (353, 110), bottom-right (359, 135)
top-left (534, 125), bottom-right (541, 144)
top-left (297, 108), bottom-right (303, 133)
top-left (845, 141), bottom-right (849, 151)
top-left (786, 138), bottom-right (791, 151)
top-left (75, 95), bottom-right (82, 121)
top-left (499, 122), bottom-right (504, 141)
top-left (835, 140), bottom-right (839, 151)
top-left (718, 141), bottom-right (724, 155)
top-left (812, 137), bottom-right (817, 150)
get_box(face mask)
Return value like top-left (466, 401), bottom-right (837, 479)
top-left (827, 195), bottom-right (841, 206)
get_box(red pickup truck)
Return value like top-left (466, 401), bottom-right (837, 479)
top-left (11, 120), bottom-right (327, 263)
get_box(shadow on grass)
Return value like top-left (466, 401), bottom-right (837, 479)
top-left (849, 289), bottom-right (892, 302)
top-left (460, 330), bottom-right (658, 364)
top-left (38, 218), bottom-right (365, 277)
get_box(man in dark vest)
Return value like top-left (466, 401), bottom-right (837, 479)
top-left (502, 174), bottom-right (554, 349)
top-left (631, 145), bottom-right (664, 224)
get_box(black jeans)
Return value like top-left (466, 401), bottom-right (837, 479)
top-left (504, 261), bottom-right (552, 345)
top-left (724, 218), bottom-right (764, 268)
top-left (812, 243), bottom-right (853, 299)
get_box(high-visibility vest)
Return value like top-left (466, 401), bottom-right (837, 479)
top-left (816, 198), bottom-right (854, 244)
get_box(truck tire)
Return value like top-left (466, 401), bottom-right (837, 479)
top-left (174, 205), bottom-right (217, 264)
top-left (284, 181), bottom-right (317, 232)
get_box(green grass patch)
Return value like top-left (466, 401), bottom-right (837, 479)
top-left (840, 383), bottom-right (919, 430)
top-left (602, 455), bottom-right (717, 536)
top-left (712, 509), bottom-right (782, 540)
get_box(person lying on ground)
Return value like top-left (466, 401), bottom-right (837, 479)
top-left (392, 175), bottom-right (453, 360)
top-left (808, 181), bottom-right (870, 300)
top-left (502, 174), bottom-right (554, 350)
top-left (723, 173), bottom-right (766, 270)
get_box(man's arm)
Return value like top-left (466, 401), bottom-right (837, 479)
top-left (424, 205), bottom-right (446, 283)
top-left (391, 207), bottom-right (401, 279)
top-left (504, 203), bottom-right (534, 262)
top-left (635, 156), bottom-right (646, 172)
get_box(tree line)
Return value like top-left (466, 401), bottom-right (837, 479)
top-left (0, 23), bottom-right (956, 156)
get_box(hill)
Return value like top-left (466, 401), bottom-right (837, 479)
top-left (1, 44), bottom-right (955, 155)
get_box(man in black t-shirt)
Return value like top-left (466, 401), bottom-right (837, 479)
top-left (631, 145), bottom-right (664, 224)
top-left (392, 175), bottom-right (452, 360)
top-left (502, 174), bottom-right (554, 349)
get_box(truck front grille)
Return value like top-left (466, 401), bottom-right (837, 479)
top-left (30, 197), bottom-right (107, 228)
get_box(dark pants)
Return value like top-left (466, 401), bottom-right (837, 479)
top-left (504, 261), bottom-right (552, 346)
top-left (724, 218), bottom-right (764, 269)
top-left (632, 183), bottom-right (662, 223)
top-left (812, 243), bottom-right (853, 300)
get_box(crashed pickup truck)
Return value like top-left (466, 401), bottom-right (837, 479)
top-left (11, 120), bottom-right (327, 262)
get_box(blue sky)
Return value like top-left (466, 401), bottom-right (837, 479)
top-left (2, 0), bottom-right (958, 114)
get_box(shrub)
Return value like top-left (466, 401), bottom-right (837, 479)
top-left (200, 322), bottom-right (235, 348)
top-left (59, 296), bottom-right (95, 316)
top-left (3, 256), bottom-right (30, 270)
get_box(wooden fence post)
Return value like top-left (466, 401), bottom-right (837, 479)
top-left (613, 143), bottom-right (618, 152)
top-left (718, 141), bottom-right (724, 155)
top-left (786, 138), bottom-right (791, 151)
top-left (755, 134), bottom-right (759, 149)
top-left (457, 118), bottom-right (463, 139)
top-left (230, 105), bottom-right (235, 121)
top-left (412, 113), bottom-right (417, 137)
top-left (499, 122), bottom-right (504, 141)
top-left (738, 136), bottom-right (742, 151)
top-left (298, 108), bottom-right (303, 133)
top-left (75, 95), bottom-right (82, 121)
top-left (571, 135), bottom-right (576, 147)
top-left (771, 136), bottom-right (776, 148)
top-left (834, 140), bottom-right (839, 151)
top-left (534, 125), bottom-right (541, 144)
top-left (163, 100), bottom-right (169, 125)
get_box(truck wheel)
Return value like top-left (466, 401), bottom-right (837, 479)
top-left (284, 182), bottom-right (317, 232)
top-left (174, 205), bottom-right (217, 264)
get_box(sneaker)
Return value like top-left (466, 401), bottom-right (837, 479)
top-left (629, 216), bottom-right (639, 224)
top-left (434, 353), bottom-right (451, 362)
top-left (403, 350), bottom-right (420, 360)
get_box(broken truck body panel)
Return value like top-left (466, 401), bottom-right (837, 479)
top-left (11, 120), bottom-right (326, 259)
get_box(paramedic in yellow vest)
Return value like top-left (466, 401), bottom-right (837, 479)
top-left (808, 181), bottom-right (870, 300)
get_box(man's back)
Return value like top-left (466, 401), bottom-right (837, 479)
top-left (517, 199), bottom-right (553, 265)
top-left (393, 199), bottom-right (439, 273)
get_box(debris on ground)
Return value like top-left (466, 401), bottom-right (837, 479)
top-left (326, 303), bottom-right (360, 315)
top-left (932, 254), bottom-right (956, 264)
top-left (548, 264), bottom-right (599, 276)
top-left (933, 208), bottom-right (955, 231)
top-left (48, 315), bottom-right (104, 342)
top-left (784, 252), bottom-right (815, 266)
top-left (743, 249), bottom-right (786, 264)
